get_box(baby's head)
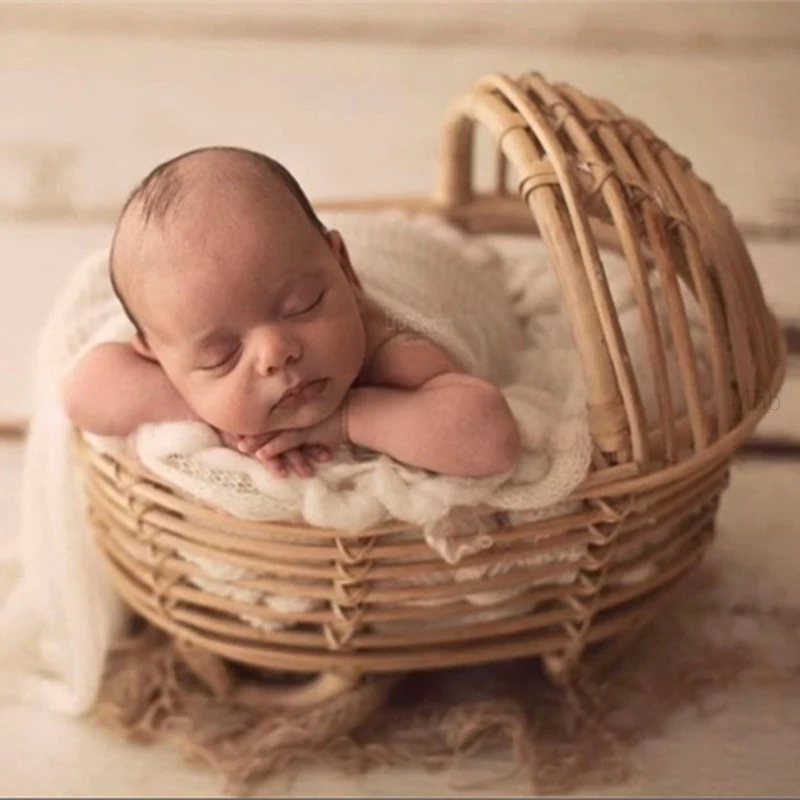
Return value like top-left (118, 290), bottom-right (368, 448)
top-left (110, 147), bottom-right (367, 435)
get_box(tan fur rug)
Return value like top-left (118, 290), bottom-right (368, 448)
top-left (94, 555), bottom-right (800, 797)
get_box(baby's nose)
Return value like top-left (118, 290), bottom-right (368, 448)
top-left (253, 331), bottom-right (302, 376)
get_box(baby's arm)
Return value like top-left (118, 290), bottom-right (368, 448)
top-left (62, 342), bottom-right (197, 436)
top-left (251, 334), bottom-right (521, 478)
top-left (345, 334), bottom-right (521, 476)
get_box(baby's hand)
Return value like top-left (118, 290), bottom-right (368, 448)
top-left (219, 431), bottom-right (333, 478)
top-left (242, 404), bottom-right (348, 477)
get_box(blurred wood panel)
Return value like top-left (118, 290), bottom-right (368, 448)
top-left (0, 31), bottom-right (797, 226)
top-left (1, 11), bottom-right (800, 796)
top-left (1, 1), bottom-right (799, 53)
top-left (2, 225), bottom-right (798, 423)
top-left (1, 4), bottom-right (799, 420)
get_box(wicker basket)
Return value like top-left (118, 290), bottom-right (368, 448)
top-left (77, 71), bottom-right (786, 707)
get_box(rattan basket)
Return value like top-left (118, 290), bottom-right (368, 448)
top-left (76, 71), bottom-right (786, 708)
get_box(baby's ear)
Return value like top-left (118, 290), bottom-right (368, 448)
top-left (131, 333), bottom-right (157, 362)
top-left (326, 229), bottom-right (363, 290)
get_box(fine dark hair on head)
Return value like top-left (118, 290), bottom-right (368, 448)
top-left (117, 146), bottom-right (326, 231)
top-left (109, 146), bottom-right (327, 337)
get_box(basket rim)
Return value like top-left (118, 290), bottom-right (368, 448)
top-left (73, 307), bottom-right (785, 529)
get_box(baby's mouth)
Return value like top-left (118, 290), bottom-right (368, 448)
top-left (274, 378), bottom-right (328, 410)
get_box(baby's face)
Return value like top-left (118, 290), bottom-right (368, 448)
top-left (134, 197), bottom-right (366, 436)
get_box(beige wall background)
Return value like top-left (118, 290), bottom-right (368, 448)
top-left (1, 1), bottom-right (799, 423)
top-left (1, 4), bottom-right (800, 796)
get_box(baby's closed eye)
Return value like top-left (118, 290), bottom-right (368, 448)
top-left (196, 341), bottom-right (242, 371)
top-left (283, 288), bottom-right (325, 317)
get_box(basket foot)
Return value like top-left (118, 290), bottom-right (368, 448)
top-left (233, 671), bottom-right (362, 710)
top-left (541, 622), bottom-right (649, 686)
top-left (173, 638), bottom-right (362, 708)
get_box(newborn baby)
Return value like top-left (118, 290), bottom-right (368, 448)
top-left (63, 146), bottom-right (521, 478)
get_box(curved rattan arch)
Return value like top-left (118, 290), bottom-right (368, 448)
top-left (76, 71), bottom-right (786, 708)
top-left (435, 72), bottom-right (783, 472)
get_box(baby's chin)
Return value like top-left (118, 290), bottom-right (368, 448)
top-left (278, 393), bottom-right (341, 431)
top-left (230, 390), bottom-right (342, 435)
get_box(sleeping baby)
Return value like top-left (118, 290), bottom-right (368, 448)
top-left (62, 146), bottom-right (521, 479)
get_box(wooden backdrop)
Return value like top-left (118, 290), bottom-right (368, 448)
top-left (1, 1), bottom-right (799, 427)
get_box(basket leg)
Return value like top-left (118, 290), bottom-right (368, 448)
top-left (541, 620), bottom-right (648, 686)
top-left (174, 638), bottom-right (362, 708)
top-left (233, 670), bottom-right (362, 710)
top-left (579, 621), bottom-right (650, 679)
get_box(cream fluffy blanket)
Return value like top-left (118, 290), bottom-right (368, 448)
top-left (128, 213), bottom-right (595, 538)
top-left (0, 211), bottom-right (707, 714)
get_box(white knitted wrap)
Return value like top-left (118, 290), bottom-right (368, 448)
top-left (125, 212), bottom-right (594, 531)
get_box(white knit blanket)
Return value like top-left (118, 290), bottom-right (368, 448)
top-left (0, 210), bottom-right (708, 714)
top-left (124, 213), bottom-right (596, 543)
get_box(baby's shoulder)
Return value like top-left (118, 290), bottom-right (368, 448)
top-left (356, 296), bottom-right (462, 389)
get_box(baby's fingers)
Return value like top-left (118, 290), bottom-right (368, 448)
top-left (237, 433), bottom-right (276, 455)
top-left (261, 455), bottom-right (288, 478)
top-left (284, 449), bottom-right (315, 478)
top-left (307, 445), bottom-right (332, 462)
top-left (255, 431), bottom-right (304, 461)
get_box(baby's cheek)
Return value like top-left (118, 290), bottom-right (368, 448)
top-left (191, 379), bottom-right (264, 434)
top-left (316, 316), bottom-right (364, 383)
